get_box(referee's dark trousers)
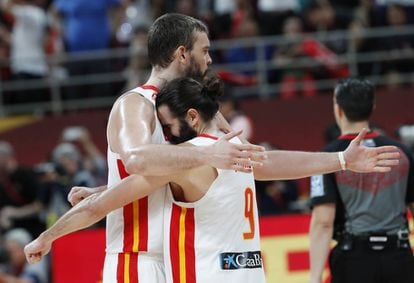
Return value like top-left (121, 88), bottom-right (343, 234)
top-left (329, 235), bottom-right (414, 283)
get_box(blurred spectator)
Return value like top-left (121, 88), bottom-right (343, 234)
top-left (229, 0), bottom-right (256, 37)
top-left (60, 126), bottom-right (107, 185)
top-left (115, 0), bottom-right (153, 44)
top-left (348, 18), bottom-right (381, 77)
top-left (381, 4), bottom-right (414, 86)
top-left (1, 0), bottom-right (48, 79)
top-left (47, 141), bottom-right (97, 225)
top-left (353, 0), bottom-right (381, 27)
top-left (0, 141), bottom-right (44, 238)
top-left (1, 0), bottom-right (49, 104)
top-left (34, 126), bottom-right (105, 228)
top-left (273, 16), bottom-right (317, 98)
top-left (224, 14), bottom-right (260, 67)
top-left (220, 15), bottom-right (272, 88)
top-left (330, 0), bottom-right (360, 28)
top-left (124, 25), bottom-right (150, 90)
top-left (34, 162), bottom-right (68, 228)
top-left (256, 179), bottom-right (300, 215)
top-left (209, 0), bottom-right (236, 38)
top-left (49, 0), bottom-right (127, 98)
top-left (348, 18), bottom-right (380, 76)
top-left (219, 95), bottom-right (254, 141)
top-left (52, 142), bottom-right (95, 185)
top-left (304, 0), bottom-right (337, 32)
top-left (0, 9), bottom-right (12, 81)
top-left (50, 0), bottom-right (124, 53)
top-left (173, 0), bottom-right (197, 17)
top-left (205, 0), bottom-right (257, 39)
top-left (257, 0), bottom-right (299, 35)
top-left (304, 1), bottom-right (349, 55)
top-left (0, 228), bottom-right (48, 283)
top-left (356, 0), bottom-right (414, 27)
top-left (255, 143), bottom-right (300, 215)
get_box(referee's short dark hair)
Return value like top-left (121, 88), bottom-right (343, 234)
top-left (334, 77), bottom-right (375, 122)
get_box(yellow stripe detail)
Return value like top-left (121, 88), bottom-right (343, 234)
top-left (179, 207), bottom-right (187, 283)
top-left (132, 200), bottom-right (139, 252)
top-left (124, 253), bottom-right (130, 283)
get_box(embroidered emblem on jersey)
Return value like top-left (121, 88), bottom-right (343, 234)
top-left (220, 251), bottom-right (263, 270)
top-left (310, 175), bottom-right (324, 197)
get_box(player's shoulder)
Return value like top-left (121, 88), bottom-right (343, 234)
top-left (112, 87), bottom-right (153, 111)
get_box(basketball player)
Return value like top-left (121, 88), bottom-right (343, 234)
top-left (52, 13), bottom-right (265, 283)
top-left (25, 77), bottom-right (399, 282)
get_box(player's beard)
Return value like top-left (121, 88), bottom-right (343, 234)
top-left (170, 118), bottom-right (198, 144)
top-left (184, 55), bottom-right (208, 82)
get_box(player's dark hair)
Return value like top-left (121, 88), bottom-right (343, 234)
top-left (156, 76), bottom-right (223, 122)
top-left (148, 13), bottom-right (209, 68)
top-left (334, 77), bottom-right (375, 122)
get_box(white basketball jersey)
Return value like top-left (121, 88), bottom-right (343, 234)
top-left (163, 134), bottom-right (266, 283)
top-left (106, 85), bottom-right (167, 258)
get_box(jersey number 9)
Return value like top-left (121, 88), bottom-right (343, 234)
top-left (243, 187), bottom-right (255, 240)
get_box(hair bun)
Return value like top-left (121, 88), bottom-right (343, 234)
top-left (202, 76), bottom-right (223, 100)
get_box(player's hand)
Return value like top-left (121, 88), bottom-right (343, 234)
top-left (67, 186), bottom-right (100, 206)
top-left (344, 128), bottom-right (400, 173)
top-left (24, 237), bottom-right (51, 264)
top-left (206, 130), bottom-right (267, 173)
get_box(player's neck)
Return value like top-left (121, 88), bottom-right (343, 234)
top-left (340, 120), bottom-right (370, 135)
top-left (198, 121), bottom-right (220, 137)
top-left (146, 66), bottom-right (182, 89)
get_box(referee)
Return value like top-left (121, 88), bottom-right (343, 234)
top-left (309, 78), bottom-right (414, 283)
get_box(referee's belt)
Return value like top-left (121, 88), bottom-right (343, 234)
top-left (339, 231), bottom-right (411, 251)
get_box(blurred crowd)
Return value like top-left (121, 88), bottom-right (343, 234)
top-left (0, 0), bottom-right (414, 102)
top-left (0, 126), bottom-right (106, 283)
top-left (1, 1), bottom-right (414, 281)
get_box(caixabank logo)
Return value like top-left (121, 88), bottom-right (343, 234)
top-left (220, 251), bottom-right (263, 270)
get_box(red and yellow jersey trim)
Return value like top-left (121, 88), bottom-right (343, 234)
top-left (170, 204), bottom-right (196, 283)
top-left (116, 159), bottom-right (149, 253)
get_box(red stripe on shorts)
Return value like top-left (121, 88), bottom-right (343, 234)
top-left (185, 208), bottom-right (196, 283)
top-left (170, 204), bottom-right (181, 283)
top-left (130, 253), bottom-right (139, 283)
top-left (116, 253), bottom-right (125, 282)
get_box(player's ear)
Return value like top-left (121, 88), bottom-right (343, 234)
top-left (186, 108), bottom-right (199, 127)
top-left (176, 46), bottom-right (187, 63)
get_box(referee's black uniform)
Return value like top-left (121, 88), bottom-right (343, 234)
top-left (310, 132), bottom-right (414, 283)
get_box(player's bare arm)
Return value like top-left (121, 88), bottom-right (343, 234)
top-left (66, 93), bottom-right (155, 207)
top-left (24, 173), bottom-right (173, 264)
top-left (24, 142), bottom-right (208, 264)
top-left (124, 130), bottom-right (266, 175)
top-left (67, 185), bottom-right (107, 206)
top-left (254, 129), bottom-right (400, 180)
top-left (110, 94), bottom-right (266, 175)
